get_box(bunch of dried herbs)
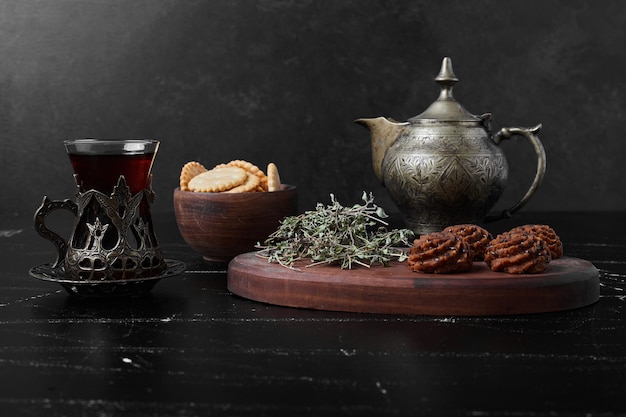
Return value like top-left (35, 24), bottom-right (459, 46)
top-left (256, 192), bottom-right (414, 269)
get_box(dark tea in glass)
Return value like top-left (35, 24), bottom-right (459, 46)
top-left (65, 140), bottom-right (158, 195)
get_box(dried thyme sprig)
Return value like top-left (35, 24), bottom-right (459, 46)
top-left (255, 192), bottom-right (414, 270)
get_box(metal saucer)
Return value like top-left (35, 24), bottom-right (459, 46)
top-left (29, 259), bottom-right (186, 298)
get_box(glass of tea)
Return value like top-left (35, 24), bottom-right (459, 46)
top-left (34, 139), bottom-right (166, 281)
top-left (65, 139), bottom-right (159, 195)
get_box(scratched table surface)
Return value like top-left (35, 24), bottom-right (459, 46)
top-left (0, 211), bottom-right (624, 416)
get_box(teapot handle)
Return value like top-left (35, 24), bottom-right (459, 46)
top-left (34, 196), bottom-right (78, 268)
top-left (485, 124), bottom-right (546, 222)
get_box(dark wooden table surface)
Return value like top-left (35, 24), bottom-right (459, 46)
top-left (1, 211), bottom-right (625, 416)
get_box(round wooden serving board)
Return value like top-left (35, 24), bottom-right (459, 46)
top-left (227, 253), bottom-right (599, 316)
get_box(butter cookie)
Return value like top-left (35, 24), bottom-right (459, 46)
top-left (187, 166), bottom-right (248, 192)
top-left (225, 172), bottom-right (261, 193)
top-left (216, 160), bottom-right (268, 192)
top-left (180, 161), bottom-right (207, 191)
top-left (267, 162), bottom-right (281, 192)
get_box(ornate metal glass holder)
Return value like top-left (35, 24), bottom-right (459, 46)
top-left (66, 174), bottom-right (165, 280)
top-left (34, 174), bottom-right (166, 282)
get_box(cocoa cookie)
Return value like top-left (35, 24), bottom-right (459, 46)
top-left (510, 224), bottom-right (563, 259)
top-left (444, 224), bottom-right (493, 261)
top-left (408, 231), bottom-right (473, 274)
top-left (484, 231), bottom-right (551, 274)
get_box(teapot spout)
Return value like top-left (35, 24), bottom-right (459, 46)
top-left (355, 117), bottom-right (409, 183)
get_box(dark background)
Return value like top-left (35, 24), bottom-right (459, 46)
top-left (1, 0), bottom-right (624, 219)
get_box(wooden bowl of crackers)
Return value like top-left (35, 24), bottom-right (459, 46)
top-left (174, 160), bottom-right (298, 262)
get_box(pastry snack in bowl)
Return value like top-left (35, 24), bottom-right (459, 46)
top-left (174, 159), bottom-right (297, 262)
top-left (179, 161), bottom-right (207, 191)
top-left (188, 166), bottom-right (248, 192)
top-left (179, 160), bottom-right (283, 193)
top-left (267, 162), bottom-right (281, 192)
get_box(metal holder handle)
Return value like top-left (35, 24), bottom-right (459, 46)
top-left (485, 123), bottom-right (546, 222)
top-left (34, 197), bottom-right (78, 268)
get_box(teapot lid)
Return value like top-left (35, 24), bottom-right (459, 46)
top-left (409, 57), bottom-right (481, 122)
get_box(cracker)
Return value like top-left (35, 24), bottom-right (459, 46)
top-left (267, 162), bottom-right (281, 192)
top-left (225, 172), bottom-right (261, 193)
top-left (188, 166), bottom-right (248, 192)
top-left (180, 161), bottom-right (207, 191)
top-left (216, 160), bottom-right (268, 191)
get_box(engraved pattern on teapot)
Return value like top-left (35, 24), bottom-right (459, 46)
top-left (383, 127), bottom-right (508, 225)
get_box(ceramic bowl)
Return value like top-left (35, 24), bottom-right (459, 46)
top-left (173, 185), bottom-right (298, 262)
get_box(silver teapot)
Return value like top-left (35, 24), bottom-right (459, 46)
top-left (356, 57), bottom-right (546, 234)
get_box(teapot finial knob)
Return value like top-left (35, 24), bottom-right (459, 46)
top-left (435, 57), bottom-right (458, 100)
top-left (410, 56), bottom-right (477, 122)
